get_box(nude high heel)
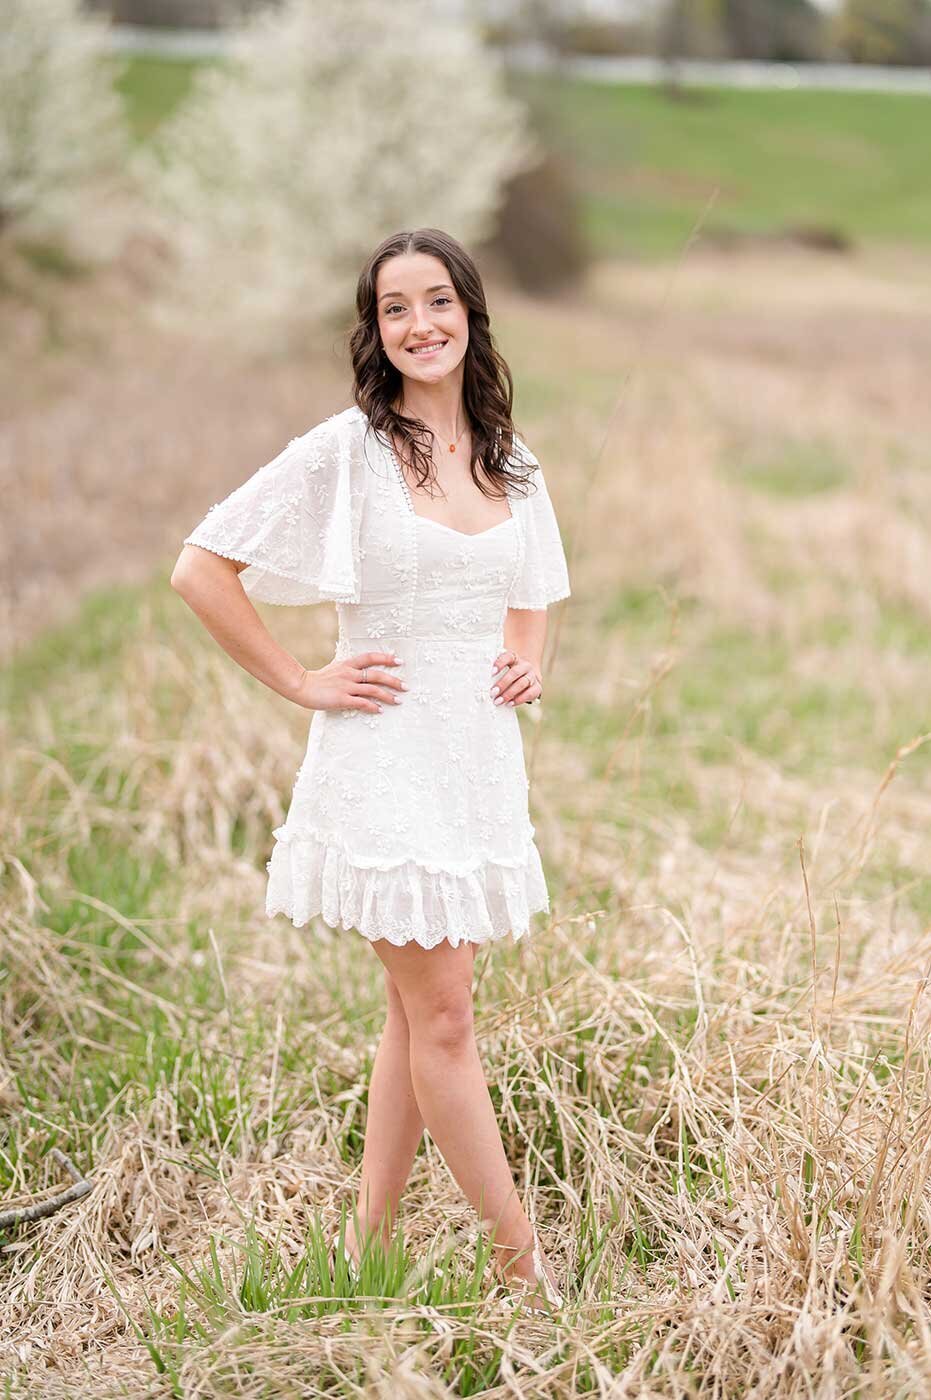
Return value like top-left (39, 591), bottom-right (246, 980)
top-left (494, 1226), bottom-right (564, 1314)
top-left (328, 1228), bottom-right (360, 1283)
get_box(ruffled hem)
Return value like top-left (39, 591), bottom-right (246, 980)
top-left (265, 826), bottom-right (550, 950)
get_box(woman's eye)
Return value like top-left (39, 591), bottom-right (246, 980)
top-left (386, 297), bottom-right (452, 314)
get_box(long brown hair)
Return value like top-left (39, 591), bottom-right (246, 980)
top-left (349, 228), bottom-right (537, 500)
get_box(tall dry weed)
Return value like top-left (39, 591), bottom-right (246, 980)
top-left (2, 244), bottom-right (931, 1394)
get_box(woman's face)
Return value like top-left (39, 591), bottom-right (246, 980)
top-left (375, 252), bottom-right (469, 387)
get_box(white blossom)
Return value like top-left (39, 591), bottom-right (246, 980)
top-left (140, 0), bottom-right (540, 341)
top-left (0, 0), bottom-right (128, 234)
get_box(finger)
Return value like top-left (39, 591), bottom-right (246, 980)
top-left (362, 667), bottom-right (408, 693)
top-left (341, 696), bottom-right (380, 713)
top-left (509, 672), bottom-right (537, 703)
top-left (494, 668), bottom-right (535, 705)
top-left (512, 677), bottom-right (542, 706)
top-left (491, 650), bottom-right (516, 678)
top-left (349, 670), bottom-right (404, 701)
top-left (490, 656), bottom-right (516, 695)
top-left (356, 650), bottom-right (404, 668)
top-left (358, 684), bottom-right (404, 705)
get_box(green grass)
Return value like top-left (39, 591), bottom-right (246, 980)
top-left (510, 75), bottom-right (931, 256)
top-left (546, 579), bottom-right (930, 919)
top-left (14, 239), bottom-right (90, 280)
top-left (1, 582), bottom-right (149, 721)
top-left (590, 587), bottom-right (930, 779)
top-left (114, 54), bottom-right (212, 141)
top-left (4, 546), bottom-right (930, 1388)
top-left (723, 437), bottom-right (851, 497)
top-left (111, 56), bottom-right (931, 257)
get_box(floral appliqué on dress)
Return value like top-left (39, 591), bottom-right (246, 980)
top-left (182, 405), bottom-right (571, 948)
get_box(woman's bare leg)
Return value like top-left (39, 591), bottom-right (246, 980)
top-left (345, 949), bottom-right (477, 1262)
top-left (368, 937), bottom-right (554, 1292)
top-left (343, 969), bottom-right (424, 1261)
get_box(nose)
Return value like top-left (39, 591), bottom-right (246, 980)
top-left (411, 305), bottom-right (434, 336)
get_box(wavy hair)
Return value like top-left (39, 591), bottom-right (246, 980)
top-left (349, 228), bottom-right (536, 500)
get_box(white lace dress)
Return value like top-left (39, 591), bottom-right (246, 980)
top-left (183, 405), bottom-right (571, 949)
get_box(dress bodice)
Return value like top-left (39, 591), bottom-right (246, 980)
top-left (335, 435), bottom-right (522, 644)
top-left (182, 405), bottom-right (570, 615)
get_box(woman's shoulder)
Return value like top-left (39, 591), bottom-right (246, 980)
top-left (508, 429), bottom-right (539, 468)
top-left (274, 407), bottom-right (375, 485)
top-left (291, 404), bottom-right (367, 453)
top-left (501, 429), bottom-right (542, 506)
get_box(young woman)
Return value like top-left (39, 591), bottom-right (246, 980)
top-left (171, 227), bottom-right (571, 1312)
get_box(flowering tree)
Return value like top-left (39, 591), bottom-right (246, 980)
top-left (0, 0), bottom-right (128, 234)
top-left (142, 0), bottom-right (539, 339)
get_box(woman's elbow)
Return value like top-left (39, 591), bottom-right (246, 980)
top-left (170, 547), bottom-right (199, 595)
top-left (170, 543), bottom-right (243, 599)
top-left (170, 544), bottom-right (234, 597)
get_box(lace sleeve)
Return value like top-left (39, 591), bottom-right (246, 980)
top-left (182, 417), bottom-right (360, 606)
top-left (507, 439), bottom-right (571, 610)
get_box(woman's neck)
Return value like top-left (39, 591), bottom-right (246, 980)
top-left (396, 377), bottom-right (466, 441)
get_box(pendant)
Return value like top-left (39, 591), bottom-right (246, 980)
top-left (449, 443), bottom-right (455, 452)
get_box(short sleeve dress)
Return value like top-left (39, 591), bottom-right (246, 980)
top-left (182, 405), bottom-right (571, 950)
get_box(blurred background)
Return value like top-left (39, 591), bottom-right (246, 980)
top-left (2, 0), bottom-right (930, 655)
top-left (3, 2), bottom-right (931, 1391)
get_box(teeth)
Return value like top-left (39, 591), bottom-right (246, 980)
top-left (409, 342), bottom-right (445, 354)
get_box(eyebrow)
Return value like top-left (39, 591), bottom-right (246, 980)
top-left (378, 284), bottom-right (454, 302)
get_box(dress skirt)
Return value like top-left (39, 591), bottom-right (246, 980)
top-left (265, 624), bottom-right (551, 950)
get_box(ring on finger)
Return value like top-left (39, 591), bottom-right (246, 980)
top-left (507, 673), bottom-right (532, 705)
top-left (361, 667), bottom-right (367, 684)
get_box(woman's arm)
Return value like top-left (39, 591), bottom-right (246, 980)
top-left (492, 607), bottom-right (548, 705)
top-left (503, 608), bottom-right (547, 675)
top-left (170, 544), bottom-right (307, 702)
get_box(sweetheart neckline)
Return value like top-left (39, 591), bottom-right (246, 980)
top-left (414, 515), bottom-right (516, 540)
top-left (378, 430), bottom-right (517, 540)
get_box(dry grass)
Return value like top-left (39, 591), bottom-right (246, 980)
top-left (2, 238), bottom-right (930, 1396)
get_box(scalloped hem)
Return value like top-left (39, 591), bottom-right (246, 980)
top-left (265, 827), bottom-right (551, 950)
top-left (181, 535), bottom-right (359, 606)
top-left (507, 585), bottom-right (572, 610)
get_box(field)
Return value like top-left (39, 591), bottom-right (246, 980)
top-left (526, 77), bottom-right (931, 254)
top-left (114, 57), bottom-right (931, 257)
top-left (2, 58), bottom-right (931, 1399)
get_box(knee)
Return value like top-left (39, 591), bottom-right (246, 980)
top-left (410, 984), bottom-right (474, 1054)
top-left (384, 970), bottom-right (409, 1022)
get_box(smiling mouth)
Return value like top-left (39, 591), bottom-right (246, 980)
top-left (407, 340), bottom-right (448, 355)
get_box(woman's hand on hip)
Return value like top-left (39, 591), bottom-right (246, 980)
top-left (490, 649), bottom-right (542, 706)
top-left (295, 651), bottom-right (407, 712)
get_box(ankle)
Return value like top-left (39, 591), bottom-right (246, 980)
top-left (495, 1234), bottom-right (563, 1311)
top-left (491, 1230), bottom-right (536, 1282)
top-left (346, 1209), bottom-right (393, 1249)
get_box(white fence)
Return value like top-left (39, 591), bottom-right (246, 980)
top-left (104, 27), bottom-right (931, 95)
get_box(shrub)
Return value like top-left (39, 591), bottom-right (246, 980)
top-left (0, 0), bottom-right (128, 236)
top-left (483, 149), bottom-right (588, 296)
top-left (141, 0), bottom-right (540, 342)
